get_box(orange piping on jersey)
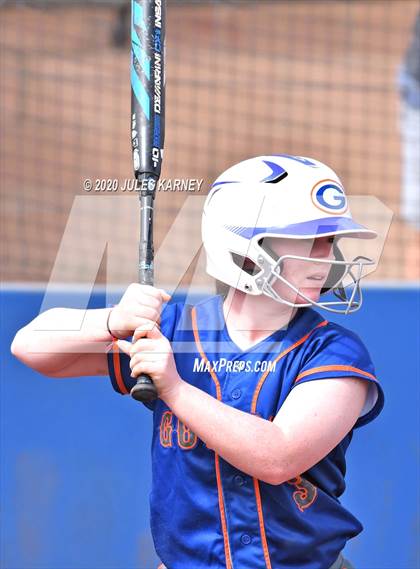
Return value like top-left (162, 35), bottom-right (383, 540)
top-left (191, 307), bottom-right (233, 569)
top-left (214, 454), bottom-right (233, 569)
top-left (250, 320), bottom-right (328, 414)
top-left (191, 308), bottom-right (223, 399)
top-left (253, 478), bottom-right (272, 569)
top-left (250, 319), bottom-right (328, 569)
top-left (112, 341), bottom-right (129, 395)
top-left (294, 364), bottom-right (376, 383)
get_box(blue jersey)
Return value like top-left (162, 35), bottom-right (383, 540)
top-left (107, 295), bottom-right (384, 569)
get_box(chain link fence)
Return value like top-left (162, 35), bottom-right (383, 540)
top-left (1, 0), bottom-right (419, 287)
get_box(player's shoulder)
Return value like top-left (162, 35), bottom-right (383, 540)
top-left (300, 307), bottom-right (371, 360)
top-left (292, 309), bottom-right (381, 429)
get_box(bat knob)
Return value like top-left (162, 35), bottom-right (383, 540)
top-left (130, 376), bottom-right (158, 403)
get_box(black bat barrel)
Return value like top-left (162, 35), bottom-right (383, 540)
top-left (131, 0), bottom-right (165, 182)
top-left (130, 0), bottom-right (166, 403)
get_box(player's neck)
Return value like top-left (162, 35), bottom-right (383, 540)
top-left (222, 288), bottom-right (297, 351)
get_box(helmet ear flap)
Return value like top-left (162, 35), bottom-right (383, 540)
top-left (259, 238), bottom-right (279, 263)
top-left (321, 242), bottom-right (346, 295)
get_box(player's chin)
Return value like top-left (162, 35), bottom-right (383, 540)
top-left (292, 287), bottom-right (322, 305)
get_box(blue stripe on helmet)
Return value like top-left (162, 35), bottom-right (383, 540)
top-left (211, 180), bottom-right (240, 188)
top-left (261, 160), bottom-right (287, 183)
top-left (272, 154), bottom-right (319, 167)
top-left (225, 217), bottom-right (370, 239)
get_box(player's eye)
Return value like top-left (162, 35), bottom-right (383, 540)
top-left (327, 237), bottom-right (335, 244)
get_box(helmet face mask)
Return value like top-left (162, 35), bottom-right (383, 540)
top-left (259, 248), bottom-right (375, 314)
top-left (202, 155), bottom-right (378, 315)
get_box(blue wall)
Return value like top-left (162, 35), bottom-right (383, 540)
top-left (1, 286), bottom-right (419, 569)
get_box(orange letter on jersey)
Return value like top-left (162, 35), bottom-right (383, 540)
top-left (287, 475), bottom-right (318, 512)
top-left (160, 411), bottom-right (173, 448)
top-left (178, 421), bottom-right (198, 450)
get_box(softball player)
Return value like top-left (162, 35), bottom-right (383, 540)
top-left (12, 155), bottom-right (383, 569)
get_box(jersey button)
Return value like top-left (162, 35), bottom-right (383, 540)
top-left (234, 475), bottom-right (245, 486)
top-left (231, 388), bottom-right (242, 400)
top-left (240, 534), bottom-right (252, 545)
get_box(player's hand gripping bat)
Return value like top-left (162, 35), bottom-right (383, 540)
top-left (130, 0), bottom-right (166, 403)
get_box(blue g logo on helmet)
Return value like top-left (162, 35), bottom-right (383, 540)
top-left (311, 179), bottom-right (348, 214)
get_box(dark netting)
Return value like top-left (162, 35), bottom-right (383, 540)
top-left (1, 0), bottom-right (419, 286)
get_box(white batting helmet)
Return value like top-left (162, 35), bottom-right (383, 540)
top-left (202, 154), bottom-right (377, 314)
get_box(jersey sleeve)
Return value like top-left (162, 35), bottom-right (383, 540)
top-left (290, 324), bottom-right (384, 429)
top-left (106, 301), bottom-right (183, 411)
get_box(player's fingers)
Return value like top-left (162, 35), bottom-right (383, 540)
top-left (131, 284), bottom-right (166, 304)
top-left (115, 310), bottom-right (159, 333)
top-left (129, 314), bottom-right (161, 329)
top-left (146, 323), bottom-right (164, 340)
top-left (131, 304), bottom-right (161, 322)
top-left (130, 360), bottom-right (157, 378)
top-left (126, 283), bottom-right (158, 298)
top-left (130, 351), bottom-right (159, 368)
top-left (141, 285), bottom-right (171, 302)
top-left (159, 289), bottom-right (172, 302)
top-left (136, 293), bottom-right (162, 310)
top-left (108, 309), bottom-right (159, 339)
top-left (129, 338), bottom-right (154, 355)
top-left (125, 285), bottom-right (165, 312)
top-left (116, 339), bottom-right (132, 355)
top-left (133, 322), bottom-right (161, 341)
